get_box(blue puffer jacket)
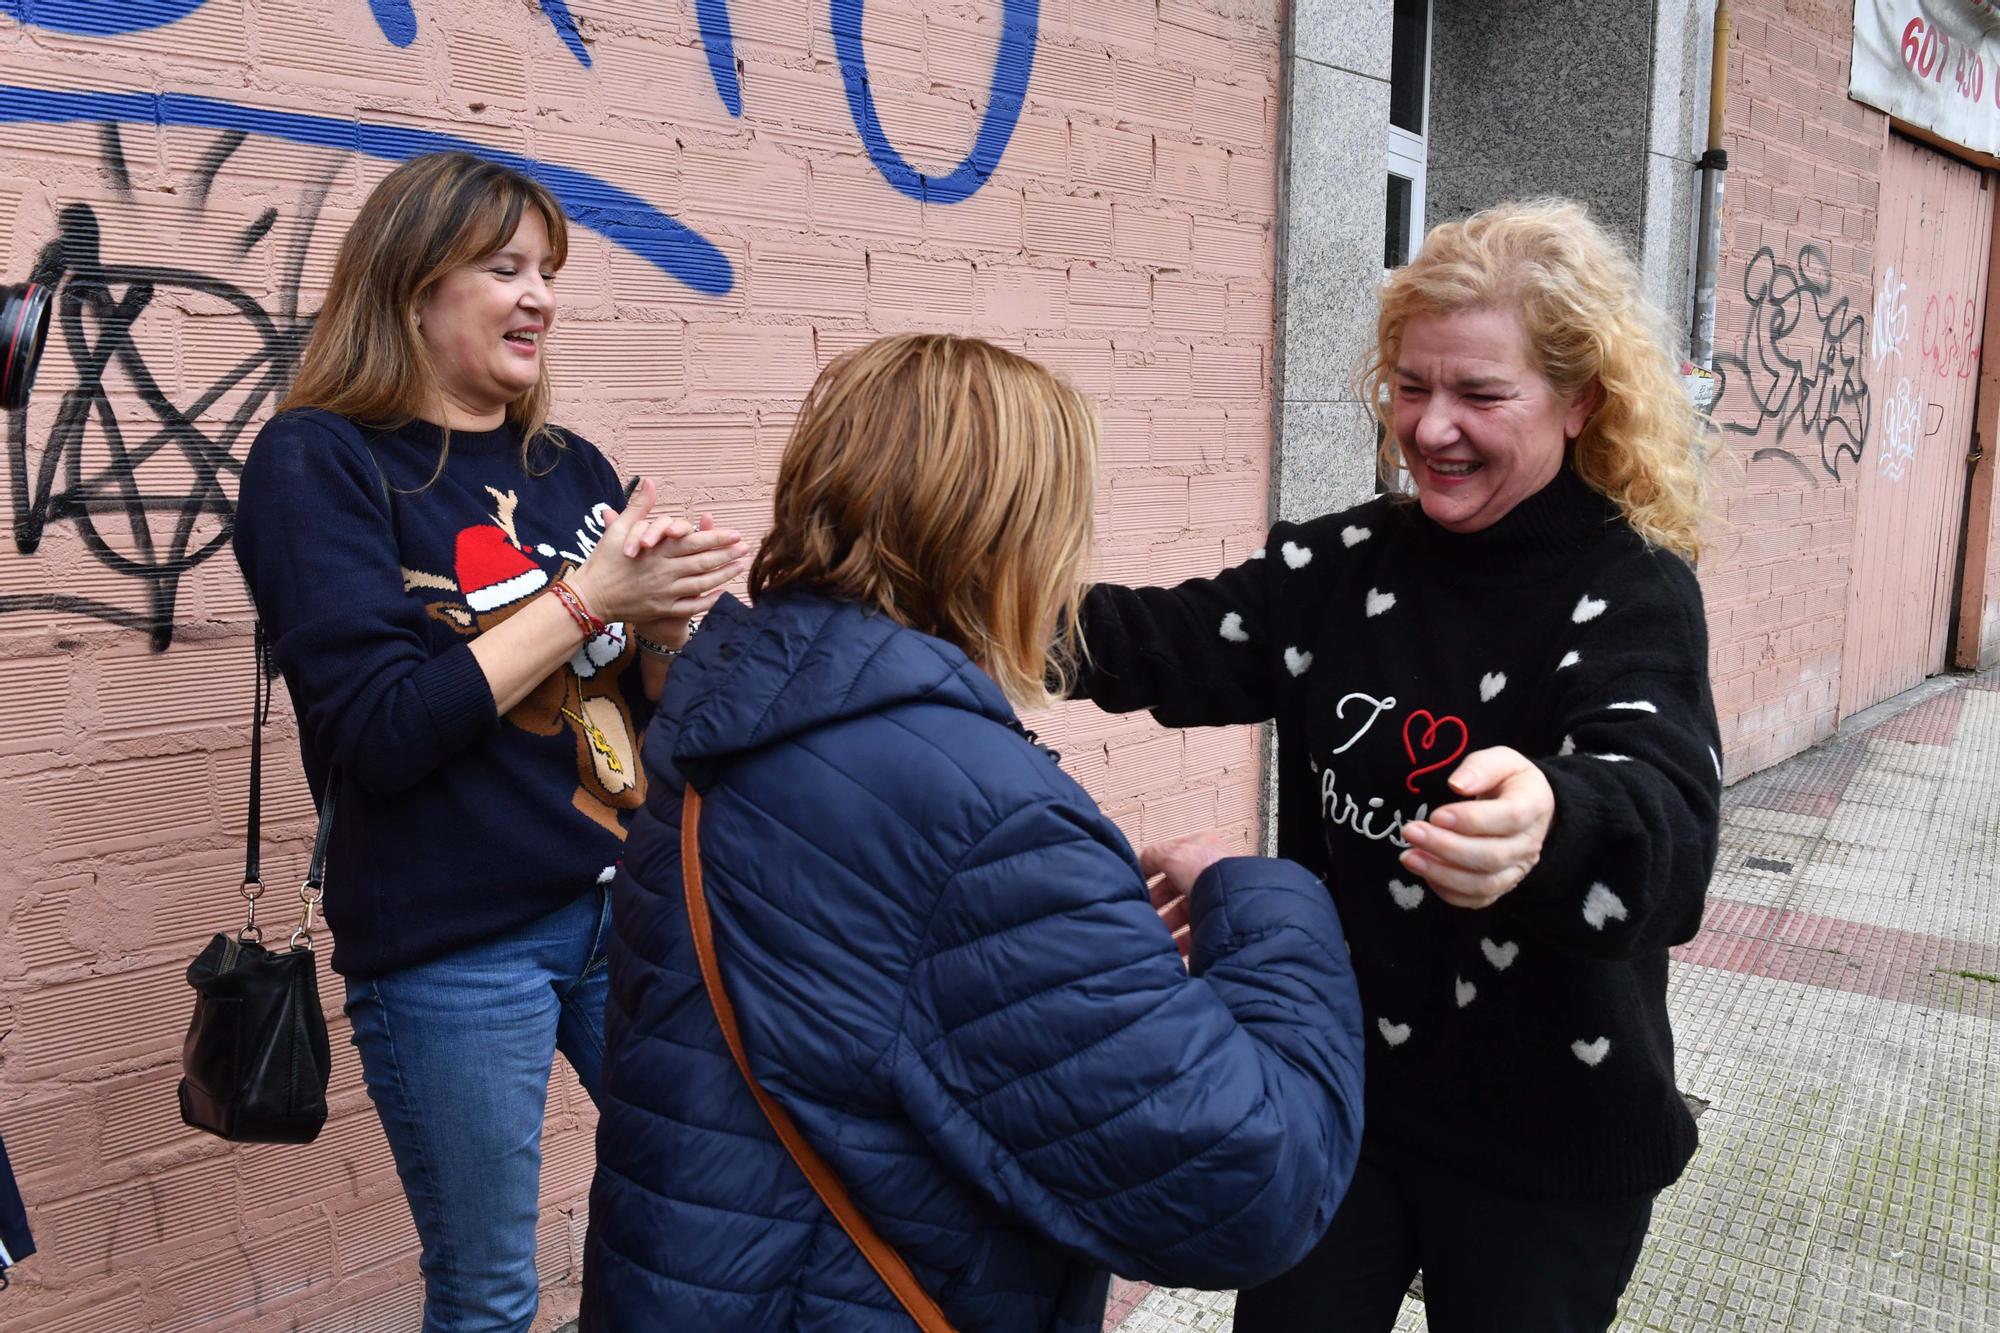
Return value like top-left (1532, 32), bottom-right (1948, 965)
top-left (583, 592), bottom-right (1365, 1332)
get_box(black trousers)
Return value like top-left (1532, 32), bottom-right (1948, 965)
top-left (1234, 1146), bottom-right (1655, 1333)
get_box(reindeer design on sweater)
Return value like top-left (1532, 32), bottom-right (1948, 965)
top-left (403, 486), bottom-right (646, 836)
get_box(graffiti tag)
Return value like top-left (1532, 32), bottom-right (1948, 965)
top-left (1714, 244), bottom-right (1872, 480)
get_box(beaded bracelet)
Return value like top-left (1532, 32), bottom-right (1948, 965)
top-left (548, 579), bottom-right (606, 638)
top-left (635, 616), bottom-right (700, 661)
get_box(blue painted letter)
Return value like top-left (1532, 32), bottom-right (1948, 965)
top-left (829, 0), bottom-right (1037, 204)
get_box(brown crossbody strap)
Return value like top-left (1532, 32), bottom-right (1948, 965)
top-left (680, 786), bottom-right (958, 1332)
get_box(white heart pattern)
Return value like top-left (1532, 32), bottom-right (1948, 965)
top-left (1558, 650), bottom-right (1581, 669)
top-left (1559, 735), bottom-right (1576, 757)
top-left (1283, 647), bottom-right (1314, 677)
top-left (1709, 745), bottom-right (1723, 781)
top-left (1454, 976), bottom-right (1477, 1008)
top-left (1571, 1036), bottom-right (1612, 1067)
top-left (1281, 541), bottom-right (1314, 569)
top-left (1378, 1017), bottom-right (1412, 1047)
top-left (1608, 700), bottom-right (1658, 713)
top-left (1388, 879), bottom-right (1426, 911)
top-left (1480, 672), bottom-right (1507, 702)
top-left (1365, 588), bottom-right (1396, 617)
top-left (1480, 938), bottom-right (1520, 971)
top-left (1251, 546), bottom-right (1266, 559)
top-left (1218, 611), bottom-right (1250, 643)
top-left (1582, 883), bottom-right (1629, 930)
top-left (1342, 525), bottom-right (1371, 548)
top-left (1573, 594), bottom-right (1608, 623)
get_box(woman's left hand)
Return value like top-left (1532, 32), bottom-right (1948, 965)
top-left (1397, 747), bottom-right (1555, 909)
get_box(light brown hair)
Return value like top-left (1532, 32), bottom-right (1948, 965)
top-left (280, 151), bottom-right (569, 471)
top-left (750, 334), bottom-right (1098, 709)
top-left (1360, 198), bottom-right (1718, 558)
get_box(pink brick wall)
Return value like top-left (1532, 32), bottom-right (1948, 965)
top-left (0, 1), bottom-right (1283, 1327)
top-left (1704, 1), bottom-right (1883, 777)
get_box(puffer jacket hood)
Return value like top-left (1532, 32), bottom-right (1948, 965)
top-left (666, 591), bottom-right (1016, 780)
top-left (584, 590), bottom-right (1366, 1333)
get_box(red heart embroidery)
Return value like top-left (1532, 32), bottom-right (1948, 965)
top-left (1402, 710), bottom-right (1469, 794)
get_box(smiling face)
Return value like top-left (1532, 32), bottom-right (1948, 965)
top-left (1390, 306), bottom-right (1596, 533)
top-left (415, 208), bottom-right (557, 429)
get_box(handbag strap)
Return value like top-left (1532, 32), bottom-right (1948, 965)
top-left (242, 621), bottom-right (339, 950)
top-left (680, 785), bottom-right (957, 1333)
top-left (245, 622), bottom-right (273, 887)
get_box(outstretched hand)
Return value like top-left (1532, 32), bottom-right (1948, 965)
top-left (1397, 746), bottom-right (1555, 909)
top-left (1138, 831), bottom-right (1236, 962)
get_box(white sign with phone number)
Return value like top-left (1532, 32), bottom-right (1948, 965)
top-left (1852, 0), bottom-right (2000, 156)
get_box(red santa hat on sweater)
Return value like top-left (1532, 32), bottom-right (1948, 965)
top-left (455, 525), bottom-right (548, 613)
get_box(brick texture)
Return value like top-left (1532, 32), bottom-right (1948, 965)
top-left (1703, 1), bottom-right (1885, 780)
top-left (0, 1), bottom-right (1283, 1328)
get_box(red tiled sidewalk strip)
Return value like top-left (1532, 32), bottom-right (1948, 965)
top-left (1865, 687), bottom-right (1966, 744)
top-left (1723, 739), bottom-right (1868, 818)
top-left (1105, 1278), bottom-right (1153, 1328)
top-left (1673, 898), bottom-right (2000, 1016)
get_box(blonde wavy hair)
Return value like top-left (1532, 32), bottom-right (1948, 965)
top-left (1360, 199), bottom-right (1716, 558)
top-left (750, 334), bottom-right (1098, 709)
top-left (281, 152), bottom-right (569, 476)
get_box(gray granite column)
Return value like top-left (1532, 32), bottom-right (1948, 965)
top-left (1424, 0), bottom-right (1711, 339)
top-left (1271, 0), bottom-right (1395, 524)
top-left (1643, 0), bottom-right (1715, 335)
top-left (1262, 3), bottom-right (1394, 851)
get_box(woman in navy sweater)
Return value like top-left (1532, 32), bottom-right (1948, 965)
top-left (233, 152), bottom-right (744, 1333)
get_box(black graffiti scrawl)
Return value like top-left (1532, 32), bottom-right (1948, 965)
top-left (1, 129), bottom-right (329, 649)
top-left (1713, 244), bottom-right (1871, 482)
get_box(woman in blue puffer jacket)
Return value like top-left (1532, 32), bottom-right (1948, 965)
top-left (582, 333), bottom-right (1367, 1332)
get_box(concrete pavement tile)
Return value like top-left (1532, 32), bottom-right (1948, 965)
top-left (1120, 1286), bottom-right (1235, 1331)
top-left (1723, 804), bottom-right (1835, 838)
top-left (1862, 737), bottom-right (1956, 778)
top-left (1839, 768), bottom-right (1948, 811)
top-left (1821, 802), bottom-right (1941, 852)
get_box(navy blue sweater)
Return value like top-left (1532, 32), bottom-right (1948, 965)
top-left (233, 409), bottom-right (648, 977)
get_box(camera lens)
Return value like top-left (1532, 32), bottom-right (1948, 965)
top-left (1, 281), bottom-right (54, 412)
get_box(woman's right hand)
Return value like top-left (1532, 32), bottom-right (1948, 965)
top-left (569, 479), bottom-right (747, 625)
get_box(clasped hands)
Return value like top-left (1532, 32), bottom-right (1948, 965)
top-left (567, 477), bottom-right (748, 648)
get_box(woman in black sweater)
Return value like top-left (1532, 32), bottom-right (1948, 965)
top-left (1074, 200), bottom-right (1723, 1332)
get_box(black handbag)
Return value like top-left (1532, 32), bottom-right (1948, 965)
top-left (177, 624), bottom-right (336, 1144)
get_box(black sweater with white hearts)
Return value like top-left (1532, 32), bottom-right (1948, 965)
top-left (1075, 466), bottom-right (1721, 1202)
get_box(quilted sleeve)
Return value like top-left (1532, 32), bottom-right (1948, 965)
top-left (894, 798), bottom-right (1366, 1290)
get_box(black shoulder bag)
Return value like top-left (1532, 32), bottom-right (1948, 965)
top-left (177, 623), bottom-right (335, 1144)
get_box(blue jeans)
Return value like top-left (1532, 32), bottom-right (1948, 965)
top-left (345, 887), bottom-right (611, 1333)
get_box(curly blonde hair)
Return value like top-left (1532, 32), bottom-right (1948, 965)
top-left (1359, 199), bottom-right (1717, 558)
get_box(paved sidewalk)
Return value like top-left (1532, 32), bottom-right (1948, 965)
top-left (1113, 665), bottom-right (2000, 1332)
